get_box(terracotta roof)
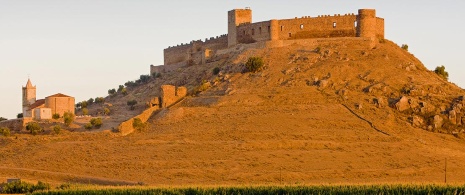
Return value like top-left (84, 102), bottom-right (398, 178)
top-left (46, 93), bottom-right (71, 98)
top-left (27, 99), bottom-right (45, 111)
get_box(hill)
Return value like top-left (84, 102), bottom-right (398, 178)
top-left (1, 38), bottom-right (465, 186)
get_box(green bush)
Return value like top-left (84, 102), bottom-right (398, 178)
top-left (2, 180), bottom-right (50, 193)
top-left (52, 113), bottom-right (60, 119)
top-left (0, 127), bottom-right (11, 137)
top-left (90, 118), bottom-right (103, 129)
top-left (80, 101), bottom-right (88, 108)
top-left (0, 117), bottom-right (7, 122)
top-left (127, 100), bottom-right (137, 110)
top-left (17, 113), bottom-right (23, 119)
top-left (152, 72), bottom-right (162, 78)
top-left (212, 67), bottom-right (221, 75)
top-left (121, 88), bottom-right (128, 95)
top-left (139, 74), bottom-right (151, 83)
top-left (108, 88), bottom-right (116, 95)
top-left (63, 112), bottom-right (75, 126)
top-left (401, 44), bottom-right (409, 51)
top-left (87, 98), bottom-right (94, 105)
top-left (104, 107), bottom-right (110, 115)
top-left (52, 125), bottom-right (61, 134)
top-left (245, 57), bottom-right (264, 73)
top-left (117, 85), bottom-right (125, 92)
top-left (95, 97), bottom-right (105, 104)
top-left (133, 118), bottom-right (146, 131)
top-left (82, 108), bottom-right (89, 115)
top-left (434, 65), bottom-right (449, 80)
top-left (26, 122), bottom-right (42, 135)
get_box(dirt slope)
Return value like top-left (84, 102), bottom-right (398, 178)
top-left (1, 39), bottom-right (465, 186)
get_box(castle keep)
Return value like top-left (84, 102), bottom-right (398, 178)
top-left (152, 8), bottom-right (384, 74)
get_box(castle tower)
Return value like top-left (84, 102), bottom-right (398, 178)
top-left (228, 8), bottom-right (252, 47)
top-left (22, 78), bottom-right (36, 115)
top-left (357, 9), bottom-right (377, 38)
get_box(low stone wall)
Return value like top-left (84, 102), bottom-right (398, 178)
top-left (118, 106), bottom-right (160, 136)
top-left (0, 119), bottom-right (25, 131)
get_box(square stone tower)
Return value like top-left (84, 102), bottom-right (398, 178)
top-left (228, 8), bottom-right (252, 47)
top-left (22, 79), bottom-right (36, 115)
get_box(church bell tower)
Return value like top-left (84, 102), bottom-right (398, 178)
top-left (22, 78), bottom-right (36, 115)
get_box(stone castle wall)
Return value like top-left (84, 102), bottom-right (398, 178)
top-left (161, 8), bottom-right (384, 68)
top-left (163, 35), bottom-right (227, 65)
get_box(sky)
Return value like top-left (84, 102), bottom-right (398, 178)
top-left (0, 0), bottom-right (464, 119)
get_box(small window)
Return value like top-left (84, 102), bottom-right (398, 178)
top-left (243, 30), bottom-right (246, 35)
top-left (252, 29), bottom-right (255, 35)
top-left (354, 21), bottom-right (358, 27)
top-left (268, 26), bottom-right (270, 32)
top-left (333, 22), bottom-right (337, 28)
top-left (281, 26), bottom-right (284, 31)
top-left (289, 33), bottom-right (292, 37)
top-left (300, 24), bottom-right (304, 29)
top-left (259, 27), bottom-right (262, 34)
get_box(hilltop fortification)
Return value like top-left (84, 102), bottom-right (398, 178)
top-left (152, 8), bottom-right (384, 74)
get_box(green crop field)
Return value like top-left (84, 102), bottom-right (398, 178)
top-left (29, 185), bottom-right (465, 195)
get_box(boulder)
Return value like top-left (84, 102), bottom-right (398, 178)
top-left (412, 115), bottom-right (424, 128)
top-left (449, 110), bottom-right (457, 125)
top-left (395, 96), bottom-right (410, 112)
top-left (433, 115), bottom-right (444, 129)
top-left (373, 97), bottom-right (386, 108)
top-left (317, 80), bottom-right (329, 88)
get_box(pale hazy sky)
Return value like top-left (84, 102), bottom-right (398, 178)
top-left (1, 0), bottom-right (464, 119)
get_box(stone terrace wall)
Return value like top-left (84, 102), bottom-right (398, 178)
top-left (0, 119), bottom-right (25, 131)
top-left (164, 35), bottom-right (228, 65)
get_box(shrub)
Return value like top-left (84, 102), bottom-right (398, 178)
top-left (140, 74), bottom-right (151, 83)
top-left (434, 65), bottom-right (449, 80)
top-left (0, 127), bottom-right (11, 137)
top-left (81, 101), bottom-right (88, 108)
top-left (0, 117), bottom-right (7, 122)
top-left (90, 118), bottom-right (103, 129)
top-left (84, 123), bottom-right (93, 130)
top-left (26, 122), bottom-right (42, 135)
top-left (2, 181), bottom-right (50, 193)
top-left (117, 85), bottom-right (125, 92)
top-left (82, 108), bottom-right (89, 115)
top-left (127, 100), bottom-right (138, 110)
top-left (245, 57), bottom-right (264, 73)
top-left (75, 102), bottom-right (82, 109)
top-left (104, 107), bottom-right (110, 115)
top-left (121, 87), bottom-right (128, 95)
top-left (133, 118), bottom-right (146, 131)
top-left (17, 113), bottom-right (23, 119)
top-left (212, 67), bottom-right (221, 75)
top-left (87, 98), bottom-right (94, 105)
top-left (315, 47), bottom-right (321, 53)
top-left (125, 81), bottom-right (136, 87)
top-left (108, 88), bottom-right (116, 95)
top-left (401, 44), bottom-right (409, 51)
top-left (95, 97), bottom-right (105, 104)
top-left (52, 125), bottom-right (61, 134)
top-left (63, 112), bottom-right (75, 126)
top-left (52, 113), bottom-right (60, 119)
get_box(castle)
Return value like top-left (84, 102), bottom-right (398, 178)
top-left (151, 8), bottom-right (384, 74)
top-left (22, 79), bottom-right (75, 120)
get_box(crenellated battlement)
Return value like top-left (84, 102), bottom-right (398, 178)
top-left (159, 8), bottom-right (384, 68)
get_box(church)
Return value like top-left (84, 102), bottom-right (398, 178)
top-left (22, 79), bottom-right (75, 120)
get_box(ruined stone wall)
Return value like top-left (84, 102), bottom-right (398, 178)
top-left (236, 21), bottom-right (272, 44)
top-left (164, 35), bottom-right (227, 65)
top-left (276, 14), bottom-right (357, 40)
top-left (119, 85), bottom-right (187, 135)
top-left (45, 97), bottom-right (75, 116)
top-left (0, 119), bottom-right (24, 131)
top-left (228, 9), bottom-right (252, 47)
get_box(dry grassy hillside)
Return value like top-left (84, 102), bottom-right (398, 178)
top-left (1, 39), bottom-right (465, 186)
